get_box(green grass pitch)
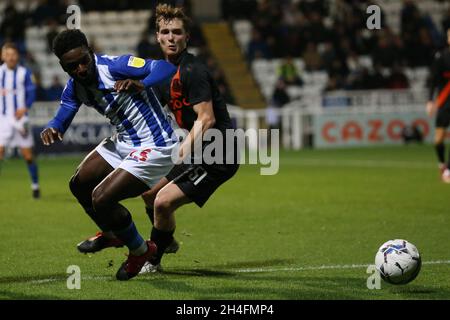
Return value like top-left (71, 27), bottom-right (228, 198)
top-left (0, 145), bottom-right (449, 300)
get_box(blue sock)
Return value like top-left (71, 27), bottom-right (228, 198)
top-left (27, 162), bottom-right (39, 186)
top-left (113, 221), bottom-right (145, 251)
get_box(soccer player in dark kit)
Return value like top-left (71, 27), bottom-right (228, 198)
top-left (138, 3), bottom-right (240, 272)
top-left (427, 28), bottom-right (450, 183)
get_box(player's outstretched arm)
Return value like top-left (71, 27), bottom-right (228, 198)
top-left (41, 79), bottom-right (81, 146)
top-left (426, 100), bottom-right (437, 117)
top-left (41, 127), bottom-right (63, 145)
top-left (111, 56), bottom-right (176, 93)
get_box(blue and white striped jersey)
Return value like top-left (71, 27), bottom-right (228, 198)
top-left (47, 54), bottom-right (177, 148)
top-left (0, 64), bottom-right (36, 118)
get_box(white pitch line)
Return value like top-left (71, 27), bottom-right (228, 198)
top-left (26, 260), bottom-right (450, 284)
top-left (233, 260), bottom-right (450, 273)
top-left (29, 275), bottom-right (110, 284)
top-left (285, 158), bottom-right (435, 169)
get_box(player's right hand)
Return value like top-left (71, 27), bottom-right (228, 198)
top-left (40, 127), bottom-right (63, 145)
top-left (426, 101), bottom-right (437, 117)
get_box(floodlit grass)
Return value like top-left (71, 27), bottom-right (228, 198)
top-left (0, 145), bottom-right (449, 299)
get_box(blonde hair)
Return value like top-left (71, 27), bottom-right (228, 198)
top-left (155, 3), bottom-right (191, 32)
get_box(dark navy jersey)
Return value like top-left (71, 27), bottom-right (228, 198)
top-left (429, 48), bottom-right (450, 104)
top-left (154, 50), bottom-right (233, 133)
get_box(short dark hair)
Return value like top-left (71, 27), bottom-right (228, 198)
top-left (52, 29), bottom-right (89, 58)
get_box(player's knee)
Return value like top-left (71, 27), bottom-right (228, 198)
top-left (91, 187), bottom-right (110, 212)
top-left (435, 137), bottom-right (445, 145)
top-left (69, 173), bottom-right (81, 198)
top-left (154, 194), bottom-right (174, 216)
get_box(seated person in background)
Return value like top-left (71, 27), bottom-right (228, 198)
top-left (277, 56), bottom-right (303, 86)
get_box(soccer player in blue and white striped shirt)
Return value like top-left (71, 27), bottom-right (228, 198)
top-left (40, 29), bottom-right (179, 281)
top-left (0, 42), bottom-right (40, 198)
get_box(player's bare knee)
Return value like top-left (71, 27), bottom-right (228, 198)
top-left (91, 186), bottom-right (110, 212)
top-left (435, 137), bottom-right (445, 145)
top-left (69, 173), bottom-right (81, 198)
top-left (154, 195), bottom-right (173, 216)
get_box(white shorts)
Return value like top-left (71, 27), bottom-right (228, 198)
top-left (0, 116), bottom-right (34, 148)
top-left (95, 135), bottom-right (178, 189)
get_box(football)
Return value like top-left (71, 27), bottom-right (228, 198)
top-left (375, 239), bottom-right (422, 285)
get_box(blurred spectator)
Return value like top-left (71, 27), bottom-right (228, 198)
top-left (271, 79), bottom-right (290, 108)
top-left (387, 65), bottom-right (410, 89)
top-left (32, 0), bottom-right (66, 26)
top-left (367, 64), bottom-right (387, 89)
top-left (323, 74), bottom-right (343, 92)
top-left (221, 0), bottom-right (257, 20)
top-left (136, 31), bottom-right (162, 59)
top-left (24, 52), bottom-right (41, 79)
top-left (33, 74), bottom-right (48, 102)
top-left (247, 29), bottom-right (271, 62)
top-left (252, 0), bottom-right (281, 40)
top-left (371, 34), bottom-right (398, 68)
top-left (266, 79), bottom-right (290, 131)
top-left (0, 3), bottom-right (26, 51)
top-left (442, 9), bottom-right (450, 36)
top-left (46, 75), bottom-right (65, 101)
top-left (302, 42), bottom-right (322, 71)
top-left (347, 67), bottom-right (371, 90)
top-left (79, 0), bottom-right (153, 11)
top-left (46, 19), bottom-right (59, 54)
top-left (408, 27), bottom-right (435, 67)
top-left (187, 21), bottom-right (206, 48)
top-left (401, 0), bottom-right (423, 37)
top-left (277, 56), bottom-right (303, 86)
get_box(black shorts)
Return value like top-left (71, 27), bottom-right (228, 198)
top-left (166, 162), bottom-right (239, 207)
top-left (436, 103), bottom-right (450, 128)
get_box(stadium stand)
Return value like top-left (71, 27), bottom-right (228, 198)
top-left (227, 0), bottom-right (450, 106)
top-left (0, 0), bottom-right (235, 104)
top-left (1, 0), bottom-right (449, 109)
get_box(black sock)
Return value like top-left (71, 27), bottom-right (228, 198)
top-left (145, 206), bottom-right (155, 225)
top-left (85, 207), bottom-right (110, 232)
top-left (150, 227), bottom-right (175, 264)
top-left (447, 148), bottom-right (450, 169)
top-left (436, 143), bottom-right (445, 164)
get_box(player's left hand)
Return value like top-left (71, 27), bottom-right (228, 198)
top-left (15, 107), bottom-right (27, 120)
top-left (114, 79), bottom-right (145, 93)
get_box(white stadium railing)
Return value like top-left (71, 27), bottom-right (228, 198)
top-left (29, 88), bottom-right (432, 152)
